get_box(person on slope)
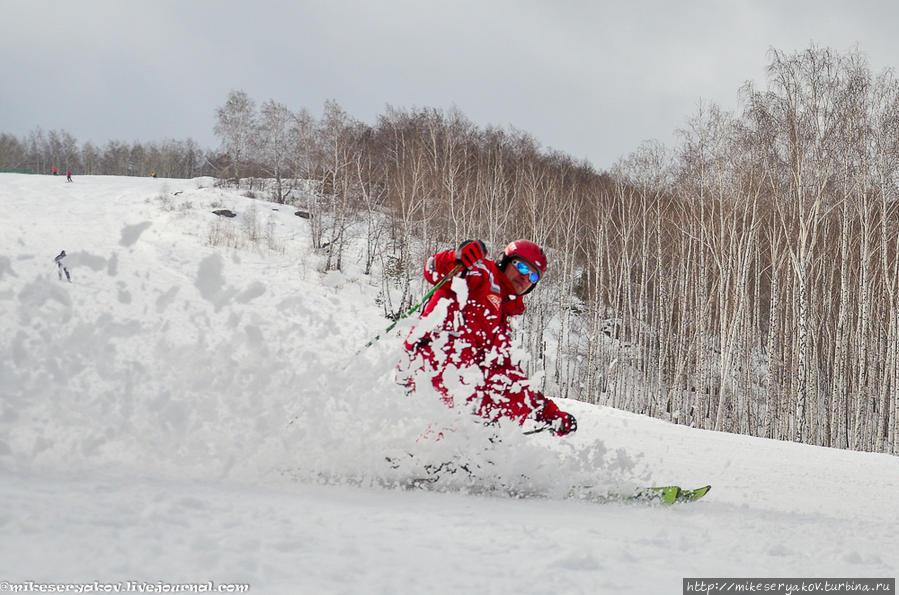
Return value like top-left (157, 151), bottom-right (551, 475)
top-left (54, 250), bottom-right (71, 282)
top-left (400, 239), bottom-right (577, 437)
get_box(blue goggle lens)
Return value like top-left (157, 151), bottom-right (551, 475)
top-left (515, 260), bottom-right (540, 283)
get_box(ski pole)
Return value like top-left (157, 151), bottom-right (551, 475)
top-left (356, 263), bottom-right (464, 354)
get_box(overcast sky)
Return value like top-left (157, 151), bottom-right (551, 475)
top-left (3, 0), bottom-right (899, 170)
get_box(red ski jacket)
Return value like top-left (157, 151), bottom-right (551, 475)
top-left (403, 249), bottom-right (567, 426)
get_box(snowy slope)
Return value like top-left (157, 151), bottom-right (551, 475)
top-left (0, 173), bottom-right (896, 594)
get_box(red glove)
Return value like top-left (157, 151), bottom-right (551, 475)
top-left (537, 401), bottom-right (577, 436)
top-left (456, 240), bottom-right (487, 269)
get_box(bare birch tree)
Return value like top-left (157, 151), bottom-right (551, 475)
top-left (214, 90), bottom-right (256, 183)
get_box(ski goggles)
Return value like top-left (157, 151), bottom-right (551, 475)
top-left (514, 259), bottom-right (540, 283)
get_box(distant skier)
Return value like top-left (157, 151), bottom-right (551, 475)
top-left (66, 170), bottom-right (72, 182)
top-left (54, 250), bottom-right (71, 282)
top-left (399, 239), bottom-right (577, 437)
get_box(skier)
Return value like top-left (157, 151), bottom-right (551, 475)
top-left (54, 250), bottom-right (71, 282)
top-left (400, 239), bottom-right (577, 437)
top-left (66, 170), bottom-right (72, 182)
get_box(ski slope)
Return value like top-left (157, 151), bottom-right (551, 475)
top-left (0, 173), bottom-right (896, 594)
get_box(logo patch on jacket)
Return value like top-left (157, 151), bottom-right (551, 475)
top-left (487, 294), bottom-right (502, 311)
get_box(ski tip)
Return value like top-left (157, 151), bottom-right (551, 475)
top-left (678, 485), bottom-right (711, 502)
top-left (645, 484), bottom-right (712, 503)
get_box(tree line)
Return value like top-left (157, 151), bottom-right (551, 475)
top-left (0, 128), bottom-right (216, 178)
top-left (211, 46), bottom-right (898, 455)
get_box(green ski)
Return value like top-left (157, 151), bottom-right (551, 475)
top-left (635, 485), bottom-right (711, 504)
top-left (569, 484), bottom-right (712, 505)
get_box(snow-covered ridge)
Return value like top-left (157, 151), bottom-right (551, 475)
top-left (0, 174), bottom-right (896, 593)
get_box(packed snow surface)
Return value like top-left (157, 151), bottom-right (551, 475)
top-left (1, 174), bottom-right (896, 593)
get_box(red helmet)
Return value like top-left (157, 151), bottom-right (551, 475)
top-left (501, 239), bottom-right (547, 276)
